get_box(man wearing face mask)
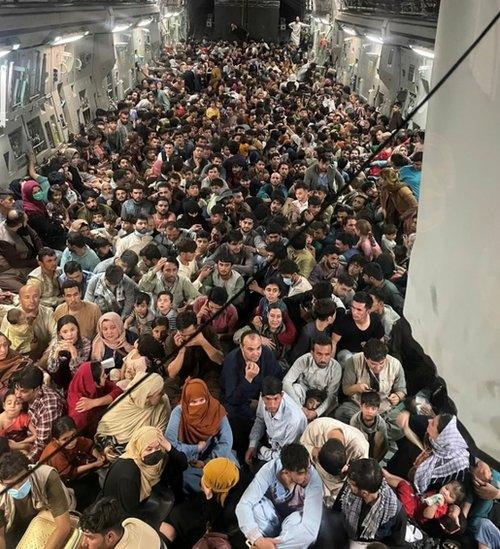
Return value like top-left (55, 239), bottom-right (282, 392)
top-left (279, 259), bottom-right (312, 298)
top-left (0, 450), bottom-right (73, 548)
top-left (114, 215), bottom-right (153, 258)
top-left (102, 426), bottom-right (187, 529)
top-left (0, 209), bottom-right (42, 292)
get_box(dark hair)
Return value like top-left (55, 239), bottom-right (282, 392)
top-left (0, 450), bottom-right (30, 481)
top-left (363, 339), bottom-right (388, 362)
top-left (37, 247), bottom-right (56, 262)
top-left (280, 259), bottom-right (299, 276)
top-left (240, 329), bottom-right (261, 345)
top-left (61, 280), bottom-right (81, 295)
top-left (318, 439), bottom-right (347, 476)
top-left (134, 292), bottom-right (151, 307)
top-left (261, 376), bottom-right (282, 397)
top-left (227, 230), bottom-right (243, 244)
top-left (280, 443), bottom-right (310, 472)
top-left (137, 333), bottom-right (165, 366)
top-left (352, 291), bottom-right (373, 309)
top-left (164, 256), bottom-right (179, 268)
top-left (313, 298), bottom-right (336, 321)
top-left (289, 233), bottom-right (306, 251)
top-left (176, 311), bottom-right (197, 331)
top-left (156, 290), bottom-right (173, 304)
top-left (360, 391), bottom-right (381, 408)
top-left (67, 232), bottom-right (86, 249)
top-left (177, 238), bottom-right (197, 254)
top-left (52, 416), bottom-right (77, 439)
top-left (105, 265), bottom-right (124, 285)
top-left (363, 262), bottom-right (383, 282)
top-left (14, 365), bottom-right (43, 390)
top-left (139, 243), bottom-right (162, 261)
top-left (312, 334), bottom-right (333, 351)
top-left (63, 261), bottom-right (83, 275)
top-left (90, 361), bottom-right (103, 384)
top-left (337, 273), bottom-right (356, 288)
top-left (367, 287), bottom-right (385, 304)
top-left (119, 250), bottom-right (139, 268)
top-left (152, 317), bottom-right (169, 330)
top-left (217, 252), bottom-right (233, 265)
top-left (79, 497), bottom-right (125, 537)
top-left (347, 458), bottom-right (383, 493)
top-left (208, 287), bottom-right (228, 306)
top-left (57, 315), bottom-right (81, 344)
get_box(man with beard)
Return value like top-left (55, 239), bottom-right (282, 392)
top-left (76, 190), bottom-right (115, 224)
top-left (114, 215), bottom-right (153, 257)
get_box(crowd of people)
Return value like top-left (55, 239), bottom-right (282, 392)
top-left (0, 37), bottom-right (497, 549)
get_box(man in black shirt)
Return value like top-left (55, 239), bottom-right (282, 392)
top-left (331, 292), bottom-right (384, 366)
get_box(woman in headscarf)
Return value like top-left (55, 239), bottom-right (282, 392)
top-left (0, 333), bottom-right (31, 394)
top-left (412, 414), bottom-right (471, 494)
top-left (91, 312), bottom-right (135, 370)
top-left (102, 426), bottom-right (187, 528)
top-left (162, 457), bottom-right (248, 547)
top-left (379, 167), bottom-right (418, 227)
top-left (165, 378), bottom-right (238, 493)
top-left (45, 315), bottom-right (91, 389)
top-left (67, 361), bottom-right (122, 436)
top-left (21, 179), bottom-right (66, 250)
top-left (95, 371), bottom-right (170, 460)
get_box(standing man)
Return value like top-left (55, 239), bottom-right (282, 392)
top-left (288, 16), bottom-right (309, 48)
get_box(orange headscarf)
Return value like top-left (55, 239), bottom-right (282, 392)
top-left (179, 378), bottom-right (226, 444)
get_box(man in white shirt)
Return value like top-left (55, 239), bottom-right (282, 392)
top-left (114, 215), bottom-right (153, 258)
top-left (246, 377), bottom-right (307, 466)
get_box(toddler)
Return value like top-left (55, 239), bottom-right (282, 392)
top-left (155, 290), bottom-right (177, 330)
top-left (381, 223), bottom-right (397, 256)
top-left (4, 309), bottom-right (36, 355)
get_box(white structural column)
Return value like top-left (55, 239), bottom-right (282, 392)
top-left (404, 0), bottom-right (500, 459)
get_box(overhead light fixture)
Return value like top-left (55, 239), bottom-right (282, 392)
top-left (0, 49), bottom-right (11, 58)
top-left (112, 23), bottom-right (131, 33)
top-left (343, 27), bottom-right (357, 36)
top-left (410, 45), bottom-right (435, 59)
top-left (367, 51), bottom-right (379, 56)
top-left (366, 34), bottom-right (383, 44)
top-left (12, 44), bottom-right (20, 50)
top-left (51, 31), bottom-right (89, 46)
top-left (137, 17), bottom-right (153, 27)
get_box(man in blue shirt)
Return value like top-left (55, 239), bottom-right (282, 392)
top-left (236, 443), bottom-right (323, 549)
top-left (398, 151), bottom-right (422, 200)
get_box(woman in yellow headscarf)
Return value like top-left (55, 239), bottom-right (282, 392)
top-left (102, 426), bottom-right (188, 529)
top-left (162, 457), bottom-right (246, 546)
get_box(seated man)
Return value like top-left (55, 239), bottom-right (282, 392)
top-left (115, 214), bottom-right (153, 258)
top-left (246, 377), bottom-right (307, 465)
top-left (363, 262), bottom-right (404, 316)
top-left (27, 247), bottom-right (62, 308)
top-left (192, 286), bottom-right (239, 340)
top-left (0, 450), bottom-right (73, 548)
top-left (139, 256), bottom-right (200, 309)
top-left (220, 331), bottom-right (281, 459)
top-left (79, 497), bottom-right (163, 549)
top-left (208, 229), bottom-right (255, 278)
top-left (316, 458), bottom-right (407, 548)
top-left (331, 291), bottom-right (384, 366)
top-left (368, 287), bottom-right (400, 340)
top-left (13, 365), bottom-right (66, 461)
top-left (85, 264), bottom-right (138, 318)
top-left (300, 417), bottom-right (369, 506)
top-left (284, 335), bottom-right (342, 421)
top-left (335, 338), bottom-right (406, 441)
top-left (236, 443), bottom-right (323, 549)
top-left (54, 280), bottom-right (101, 340)
top-left (279, 259), bottom-right (313, 298)
top-left (164, 310), bottom-right (224, 403)
top-left (59, 260), bottom-right (93, 296)
top-left (0, 285), bottom-right (56, 360)
top-left (60, 231), bottom-right (100, 273)
top-left (195, 253), bottom-right (245, 308)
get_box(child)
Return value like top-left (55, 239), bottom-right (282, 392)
top-left (350, 392), bottom-right (388, 462)
top-left (91, 213), bottom-right (119, 247)
top-left (384, 469), bottom-right (465, 529)
top-left (0, 390), bottom-right (36, 450)
top-left (304, 388), bottom-right (328, 416)
top-left (124, 292), bottom-right (155, 336)
top-left (90, 211), bottom-right (105, 230)
top-left (151, 317), bottom-right (169, 344)
top-left (39, 416), bottom-right (105, 510)
top-left (155, 290), bottom-right (177, 330)
top-left (3, 309), bottom-right (36, 355)
top-left (253, 278), bottom-right (287, 327)
top-left (381, 223), bottom-right (397, 256)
